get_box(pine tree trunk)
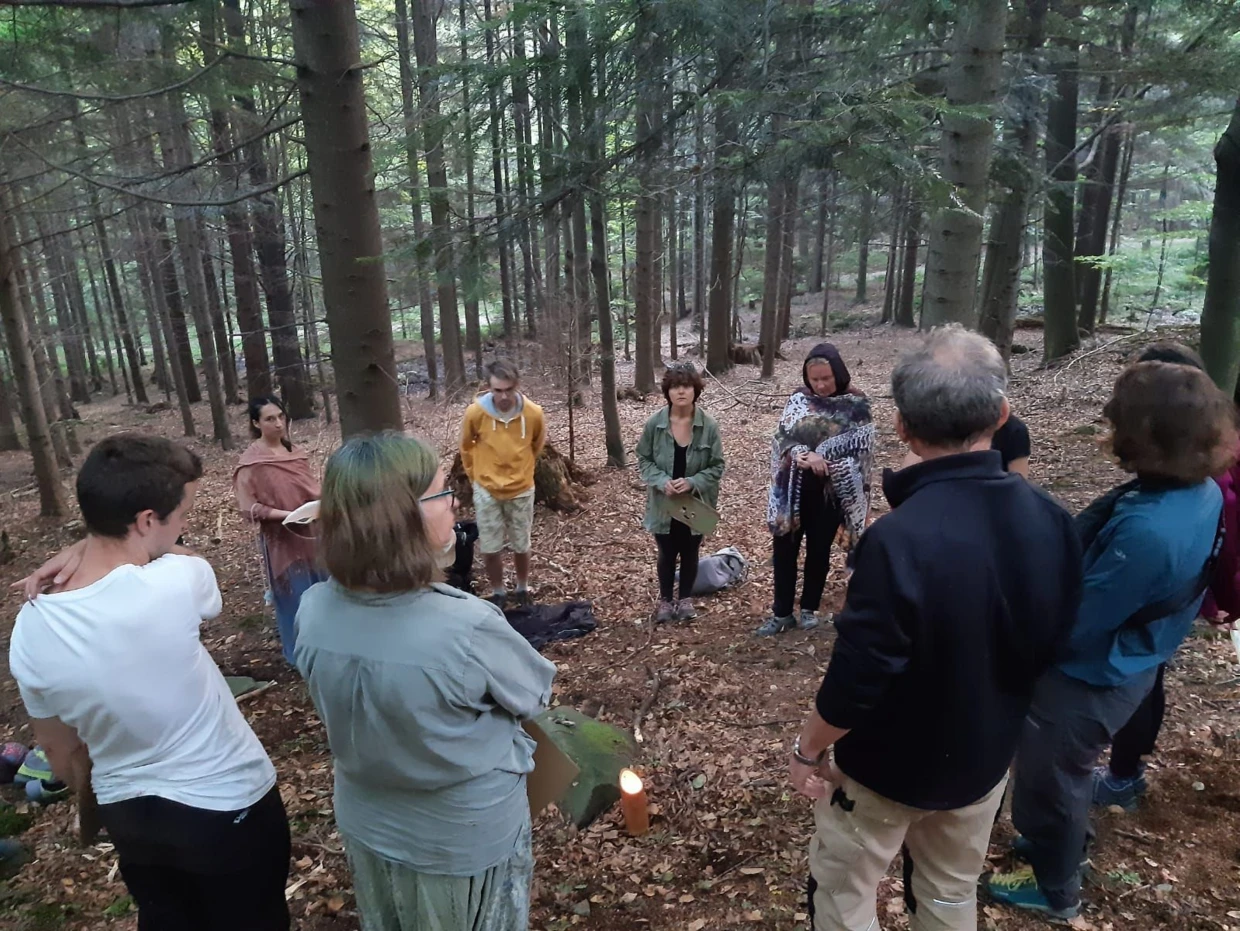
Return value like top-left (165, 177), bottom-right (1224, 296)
top-left (79, 235), bottom-right (118, 397)
top-left (483, 0), bottom-right (514, 348)
top-left (897, 204), bottom-right (921, 328)
top-left (978, 0), bottom-right (1047, 356)
top-left (409, 0), bottom-right (465, 393)
top-left (198, 221), bottom-right (238, 404)
top-left (510, 24), bottom-right (542, 334)
top-left (1042, 31), bottom-right (1082, 363)
top-left (1201, 99), bottom-right (1240, 393)
top-left (222, 0), bottom-right (312, 416)
top-left (706, 63), bottom-right (737, 374)
top-left (1100, 128), bottom-right (1135, 324)
top-left (582, 24), bottom-right (624, 467)
top-left (693, 89), bottom-right (707, 339)
top-left (920, 0), bottom-right (1008, 328)
top-left (855, 187), bottom-right (873, 304)
top-left (150, 211), bottom-right (203, 403)
top-left (87, 188), bottom-right (147, 404)
top-left (459, 0), bottom-right (483, 380)
top-left (159, 99), bottom-right (233, 447)
top-left (0, 192), bottom-right (66, 516)
top-left (290, 0), bottom-right (402, 435)
top-left (811, 172), bottom-right (828, 293)
top-left (395, 0), bottom-right (439, 396)
top-left (1075, 75), bottom-right (1120, 336)
top-left (196, 6), bottom-right (273, 400)
top-left (135, 208), bottom-right (196, 437)
top-left (633, 20), bottom-right (659, 393)
top-left (759, 177), bottom-right (785, 377)
top-left (777, 176), bottom-right (798, 340)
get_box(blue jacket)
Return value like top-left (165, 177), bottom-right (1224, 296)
top-left (1059, 480), bottom-right (1222, 687)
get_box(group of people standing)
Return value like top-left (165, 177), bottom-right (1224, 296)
top-left (4, 326), bottom-right (1237, 931)
top-left (787, 330), bottom-right (1239, 929)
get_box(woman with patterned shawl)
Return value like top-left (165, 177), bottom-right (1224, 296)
top-left (755, 344), bottom-right (875, 637)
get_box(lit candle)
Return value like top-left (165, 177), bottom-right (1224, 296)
top-left (619, 768), bottom-right (649, 837)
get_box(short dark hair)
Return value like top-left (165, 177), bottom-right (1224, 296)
top-left (485, 359), bottom-right (520, 384)
top-left (892, 325), bottom-right (1008, 446)
top-left (661, 363), bottom-right (704, 403)
top-left (1135, 341), bottom-right (1205, 370)
top-left (1105, 362), bottom-right (1238, 483)
top-left (77, 435), bottom-right (203, 539)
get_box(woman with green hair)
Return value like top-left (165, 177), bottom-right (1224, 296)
top-left (294, 433), bottom-right (556, 931)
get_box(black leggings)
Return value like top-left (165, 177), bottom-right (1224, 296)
top-left (772, 476), bottom-right (843, 618)
top-left (1108, 662), bottom-right (1166, 779)
top-left (656, 520), bottom-right (701, 601)
top-left (99, 785), bottom-right (291, 931)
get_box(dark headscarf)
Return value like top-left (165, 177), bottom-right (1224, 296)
top-left (802, 343), bottom-right (851, 396)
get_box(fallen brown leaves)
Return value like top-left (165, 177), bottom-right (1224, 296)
top-left (1, 307), bottom-right (1239, 931)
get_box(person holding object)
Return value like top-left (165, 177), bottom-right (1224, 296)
top-left (294, 433), bottom-right (555, 931)
top-left (635, 363), bottom-right (726, 623)
top-left (756, 343), bottom-right (874, 636)
top-left (788, 327), bottom-right (1081, 931)
top-left (459, 359), bottom-right (546, 608)
top-left (9, 435), bottom-right (290, 930)
top-left (234, 395), bottom-right (325, 662)
top-left (987, 360), bottom-right (1237, 920)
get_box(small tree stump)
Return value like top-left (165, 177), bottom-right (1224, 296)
top-left (449, 441), bottom-right (593, 513)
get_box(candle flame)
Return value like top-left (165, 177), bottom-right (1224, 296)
top-left (619, 768), bottom-right (643, 795)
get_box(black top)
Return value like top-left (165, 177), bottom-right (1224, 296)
top-left (672, 442), bottom-right (687, 480)
top-left (991, 414), bottom-right (1031, 471)
top-left (815, 451), bottom-right (1082, 810)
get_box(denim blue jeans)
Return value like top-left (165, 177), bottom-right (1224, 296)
top-left (261, 537), bottom-right (325, 664)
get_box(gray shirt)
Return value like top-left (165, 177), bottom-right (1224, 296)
top-left (295, 581), bottom-right (556, 875)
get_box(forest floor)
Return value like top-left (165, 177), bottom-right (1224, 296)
top-left (2, 294), bottom-right (1240, 931)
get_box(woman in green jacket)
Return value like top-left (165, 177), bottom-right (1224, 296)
top-left (636, 363), bottom-right (726, 623)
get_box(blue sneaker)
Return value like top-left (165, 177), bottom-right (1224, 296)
top-left (1091, 765), bottom-right (1147, 811)
top-left (754, 614), bottom-right (795, 637)
top-left (25, 778), bottom-right (69, 805)
top-left (985, 867), bottom-right (1080, 921)
top-left (1010, 835), bottom-right (1089, 870)
top-left (13, 747), bottom-right (52, 787)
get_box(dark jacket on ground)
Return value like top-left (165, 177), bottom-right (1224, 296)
top-left (815, 451), bottom-right (1083, 810)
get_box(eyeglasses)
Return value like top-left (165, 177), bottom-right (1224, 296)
top-left (420, 489), bottom-right (457, 506)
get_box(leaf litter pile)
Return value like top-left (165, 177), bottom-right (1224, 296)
top-left (2, 310), bottom-right (1240, 931)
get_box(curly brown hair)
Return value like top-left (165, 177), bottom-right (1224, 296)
top-left (661, 362), bottom-right (704, 404)
top-left (1105, 361), bottom-right (1238, 483)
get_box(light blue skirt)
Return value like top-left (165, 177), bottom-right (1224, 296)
top-left (343, 818), bottom-right (533, 931)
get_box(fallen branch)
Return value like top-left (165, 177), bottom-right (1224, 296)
top-left (633, 664), bottom-right (663, 745)
top-left (1050, 333), bottom-right (1143, 383)
top-left (236, 681), bottom-right (276, 704)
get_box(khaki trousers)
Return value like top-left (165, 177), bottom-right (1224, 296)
top-left (809, 773), bottom-right (1007, 931)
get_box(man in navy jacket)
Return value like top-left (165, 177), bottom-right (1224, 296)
top-left (788, 326), bottom-right (1082, 931)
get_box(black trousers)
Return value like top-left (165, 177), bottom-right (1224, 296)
top-left (772, 477), bottom-right (843, 618)
top-left (1108, 662), bottom-right (1167, 779)
top-left (656, 520), bottom-right (701, 601)
top-left (99, 784), bottom-right (291, 931)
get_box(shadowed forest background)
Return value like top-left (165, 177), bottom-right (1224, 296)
top-left (4, 0), bottom-right (1240, 929)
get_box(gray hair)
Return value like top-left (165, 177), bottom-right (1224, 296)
top-left (891, 325), bottom-right (1008, 446)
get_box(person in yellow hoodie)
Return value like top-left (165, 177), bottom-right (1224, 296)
top-left (460, 359), bottom-right (546, 607)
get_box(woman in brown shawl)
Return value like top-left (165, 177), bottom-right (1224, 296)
top-left (234, 396), bottom-right (325, 663)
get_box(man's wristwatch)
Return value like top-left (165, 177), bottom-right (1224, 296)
top-left (792, 736), bottom-right (826, 767)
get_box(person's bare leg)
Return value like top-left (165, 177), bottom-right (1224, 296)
top-left (514, 551), bottom-right (531, 591)
top-left (484, 553), bottom-right (505, 596)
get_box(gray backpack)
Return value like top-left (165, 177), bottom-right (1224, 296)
top-left (677, 546), bottom-right (750, 596)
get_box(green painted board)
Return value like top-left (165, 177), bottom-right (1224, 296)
top-left (531, 707), bottom-right (635, 828)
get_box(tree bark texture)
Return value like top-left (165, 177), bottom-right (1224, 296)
top-left (1042, 33), bottom-right (1082, 363)
top-left (290, 0), bottom-right (403, 435)
top-left (920, 0), bottom-right (1009, 329)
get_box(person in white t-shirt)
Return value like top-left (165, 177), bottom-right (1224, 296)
top-left (9, 434), bottom-right (290, 930)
